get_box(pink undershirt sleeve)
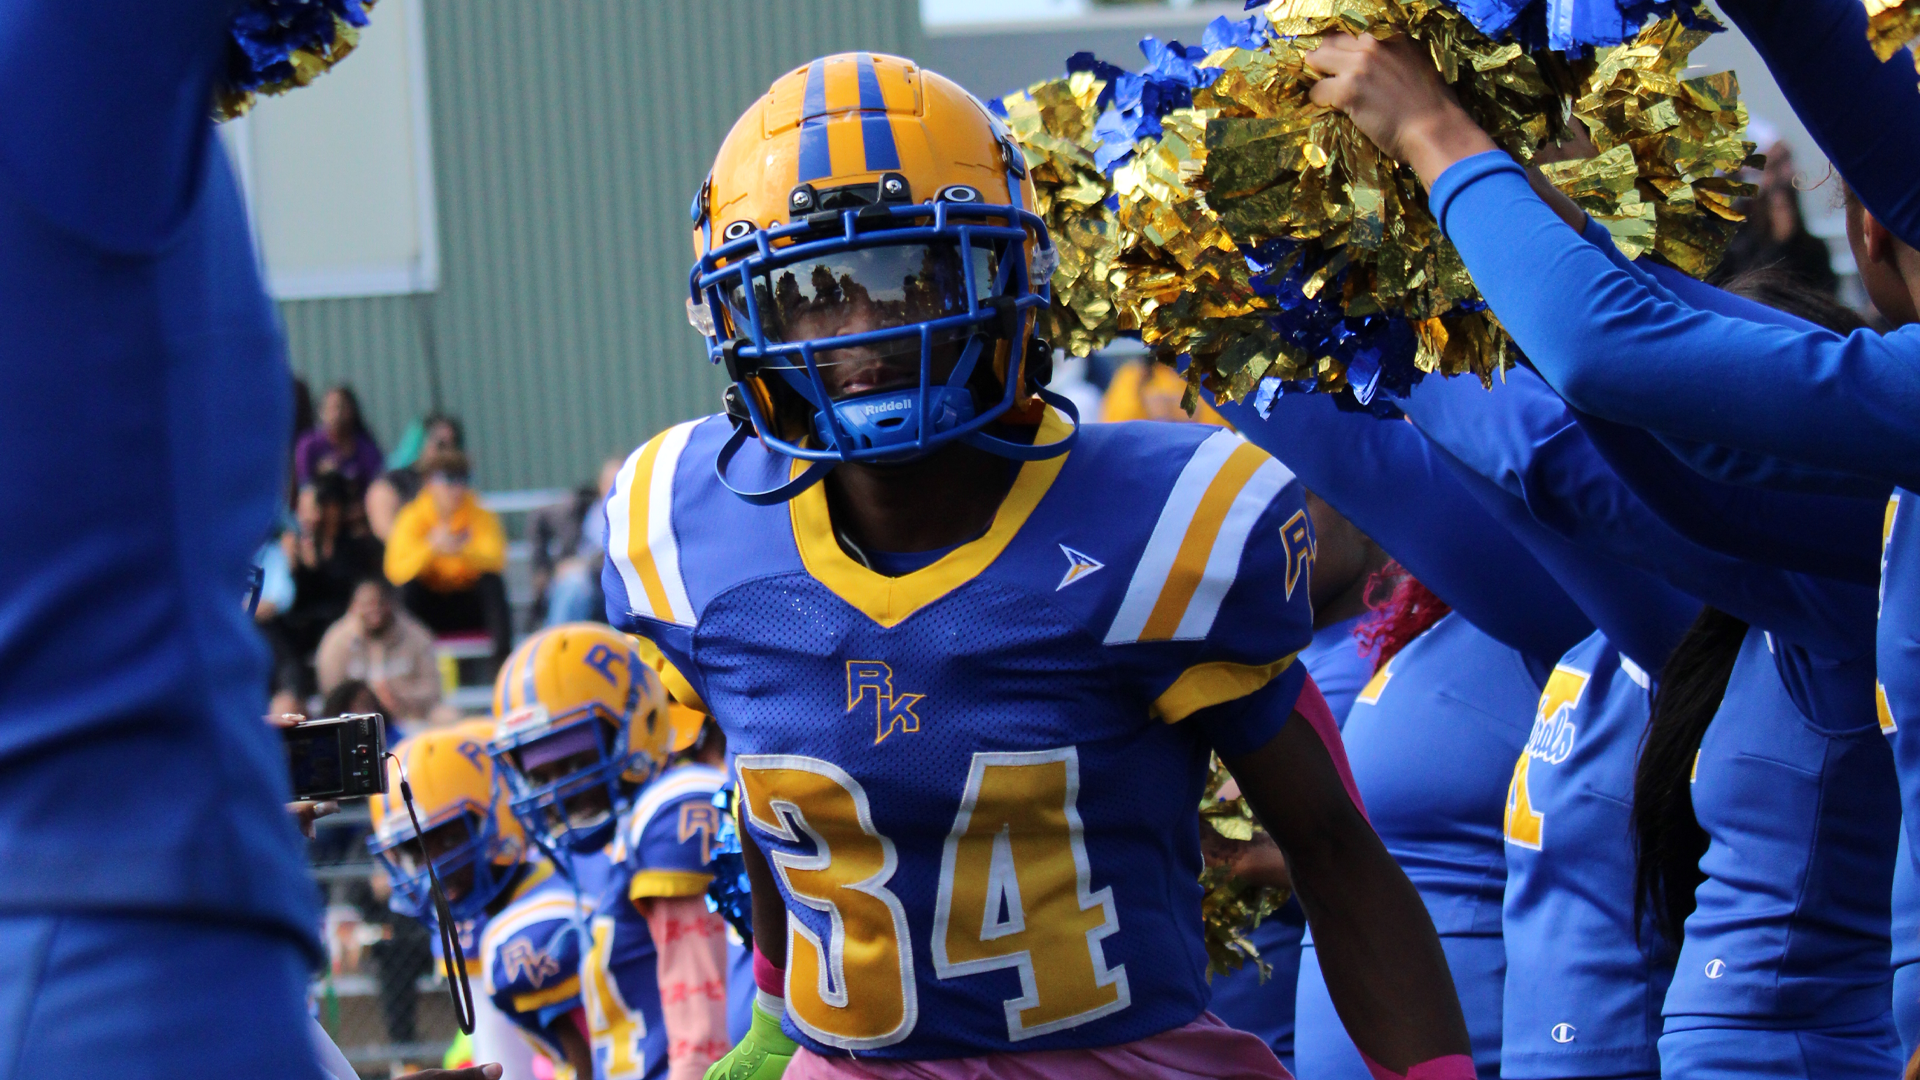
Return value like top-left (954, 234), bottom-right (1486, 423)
top-left (645, 895), bottom-right (733, 1080)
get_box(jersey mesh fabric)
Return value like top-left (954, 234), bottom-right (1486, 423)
top-left (697, 573), bottom-right (1217, 1058)
top-left (482, 867), bottom-right (589, 1057)
top-left (605, 417), bottom-right (1317, 1059)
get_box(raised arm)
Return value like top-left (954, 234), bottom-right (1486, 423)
top-left (1423, 446), bottom-right (1699, 675)
top-left (1217, 392), bottom-right (1591, 667)
top-left (0, 0), bottom-right (245, 249)
top-left (1572, 410), bottom-right (1885, 583)
top-left (1304, 34), bottom-right (1920, 492)
top-left (1711, 0), bottom-right (1920, 248)
top-left (1400, 367), bottom-right (1879, 661)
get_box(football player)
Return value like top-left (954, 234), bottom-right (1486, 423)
top-left (371, 723), bottom-right (594, 1078)
top-left (607, 53), bottom-right (1472, 1080)
top-left (491, 624), bottom-right (734, 1079)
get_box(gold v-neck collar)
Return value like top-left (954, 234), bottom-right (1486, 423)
top-left (788, 408), bottom-right (1073, 628)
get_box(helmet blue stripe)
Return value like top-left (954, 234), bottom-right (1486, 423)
top-left (856, 54), bottom-right (900, 172)
top-left (797, 60), bottom-right (832, 183)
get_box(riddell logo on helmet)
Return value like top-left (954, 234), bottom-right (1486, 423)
top-left (861, 399), bottom-right (912, 418)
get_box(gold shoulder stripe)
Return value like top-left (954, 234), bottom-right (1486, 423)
top-left (630, 869), bottom-right (716, 902)
top-left (511, 975), bottom-right (582, 1015)
top-left (1152, 655), bottom-right (1295, 725)
top-left (1139, 442), bottom-right (1268, 641)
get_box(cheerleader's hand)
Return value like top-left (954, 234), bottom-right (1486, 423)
top-left (1304, 32), bottom-right (1498, 188)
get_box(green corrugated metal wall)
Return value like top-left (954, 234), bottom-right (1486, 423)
top-left (281, 1), bottom-right (926, 490)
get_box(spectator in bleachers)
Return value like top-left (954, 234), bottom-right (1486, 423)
top-left (366, 412), bottom-right (464, 541)
top-left (317, 578), bottom-right (444, 729)
top-left (296, 384), bottom-right (385, 495)
top-left (270, 473), bottom-right (385, 699)
top-left (385, 448), bottom-right (512, 668)
top-left (1715, 134), bottom-right (1839, 296)
top-left (535, 455), bottom-right (622, 628)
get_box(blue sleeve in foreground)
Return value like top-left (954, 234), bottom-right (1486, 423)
top-left (1426, 443), bottom-right (1700, 673)
top-left (1401, 367), bottom-right (1880, 661)
top-left (1430, 150), bottom-right (1920, 492)
top-left (1217, 392), bottom-right (1592, 667)
top-left (1573, 410), bottom-right (1886, 583)
top-left (0, 1), bottom-right (243, 250)
top-left (1568, 223), bottom-right (1860, 497)
top-left (1713, 0), bottom-right (1920, 249)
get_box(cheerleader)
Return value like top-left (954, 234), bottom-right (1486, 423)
top-left (1397, 336), bottom-right (1894, 1075)
top-left (1226, 391), bottom-right (1598, 1079)
top-left (1306, 25), bottom-right (1920, 1066)
top-left (1228, 387), bottom-right (1707, 1079)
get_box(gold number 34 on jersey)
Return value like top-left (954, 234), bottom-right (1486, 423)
top-left (736, 749), bottom-right (1132, 1050)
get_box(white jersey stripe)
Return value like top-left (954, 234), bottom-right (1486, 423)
top-left (606, 421), bottom-right (699, 626)
top-left (649, 421), bottom-right (698, 625)
top-left (1173, 456), bottom-right (1295, 640)
top-left (1105, 430), bottom-right (1243, 645)
top-left (607, 446), bottom-right (649, 620)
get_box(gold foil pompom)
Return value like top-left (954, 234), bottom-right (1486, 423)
top-left (1865, 0), bottom-right (1920, 81)
top-left (1542, 17), bottom-right (1756, 277)
top-left (1000, 72), bottom-right (1128, 358)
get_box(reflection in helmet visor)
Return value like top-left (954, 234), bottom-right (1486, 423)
top-left (728, 243), bottom-right (996, 368)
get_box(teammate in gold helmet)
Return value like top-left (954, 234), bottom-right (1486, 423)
top-left (368, 720), bottom-right (528, 923)
top-left (489, 623), bottom-right (673, 854)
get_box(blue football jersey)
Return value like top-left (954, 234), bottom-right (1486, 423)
top-left (480, 860), bottom-right (591, 1071)
top-left (1500, 632), bottom-right (1671, 1078)
top-left (584, 763), bottom-right (727, 1080)
top-left (603, 413), bottom-right (1318, 1059)
top-left (1664, 628), bottom-right (1897, 1032)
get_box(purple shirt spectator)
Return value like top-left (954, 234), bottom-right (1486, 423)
top-left (295, 428), bottom-right (385, 491)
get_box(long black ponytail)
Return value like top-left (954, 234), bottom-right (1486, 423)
top-left (1628, 265), bottom-right (1870, 945)
top-left (1633, 606), bottom-right (1749, 945)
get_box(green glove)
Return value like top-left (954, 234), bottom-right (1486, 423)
top-left (705, 999), bottom-right (798, 1080)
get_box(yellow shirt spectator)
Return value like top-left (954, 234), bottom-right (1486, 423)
top-left (385, 482), bottom-right (506, 593)
top-left (1098, 358), bottom-right (1230, 427)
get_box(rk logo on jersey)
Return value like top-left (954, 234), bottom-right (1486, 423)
top-left (499, 940), bottom-right (562, 989)
top-left (847, 661), bottom-right (925, 746)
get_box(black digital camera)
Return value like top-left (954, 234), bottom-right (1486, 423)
top-left (283, 713), bottom-right (388, 801)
